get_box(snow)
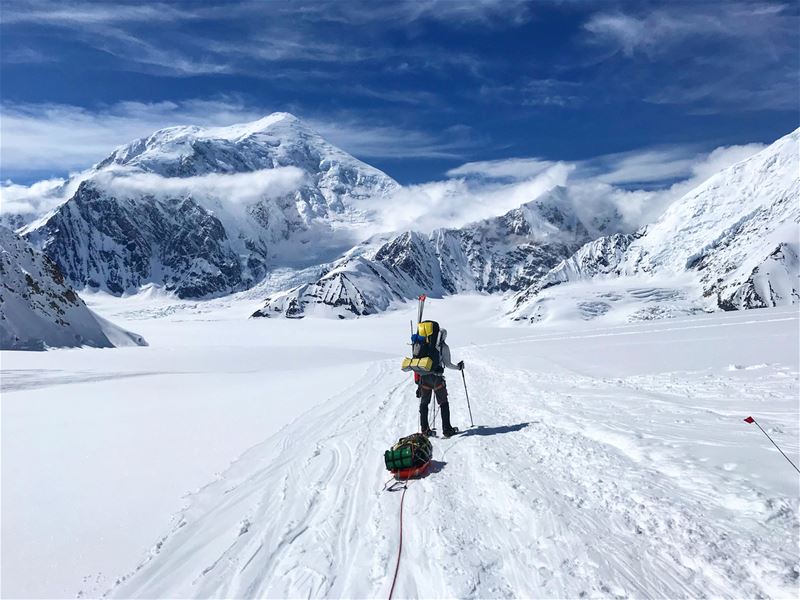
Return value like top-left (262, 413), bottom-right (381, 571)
top-left (509, 274), bottom-right (710, 326)
top-left (1, 297), bottom-right (392, 599)
top-left (2, 294), bottom-right (797, 598)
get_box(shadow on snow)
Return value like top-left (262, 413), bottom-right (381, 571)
top-left (460, 422), bottom-right (532, 437)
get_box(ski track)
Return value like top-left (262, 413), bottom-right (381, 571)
top-left (0, 369), bottom-right (175, 393)
top-left (109, 351), bottom-right (799, 599)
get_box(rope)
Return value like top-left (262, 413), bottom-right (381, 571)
top-left (388, 482), bottom-right (408, 600)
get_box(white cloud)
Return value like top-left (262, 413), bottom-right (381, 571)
top-left (1, 47), bottom-right (57, 64)
top-left (0, 1), bottom-right (208, 25)
top-left (574, 142), bottom-right (768, 227)
top-left (584, 13), bottom-right (668, 56)
top-left (287, 0), bottom-right (533, 28)
top-left (580, 148), bottom-right (699, 186)
top-left (93, 167), bottom-right (306, 204)
top-left (583, 5), bottom-right (789, 56)
top-left (576, 142), bottom-right (767, 187)
top-left (446, 158), bottom-right (556, 181)
top-left (689, 143), bottom-right (767, 180)
top-left (1, 2), bottom-right (230, 76)
top-left (0, 177), bottom-right (72, 216)
top-left (582, 3), bottom-right (798, 112)
top-left (0, 1), bottom-right (507, 78)
top-left (2, 0), bottom-right (530, 28)
top-left (0, 167), bottom-right (306, 220)
top-left (367, 139), bottom-right (770, 235)
top-left (300, 119), bottom-right (476, 160)
top-left (479, 78), bottom-right (584, 108)
top-left (0, 100), bottom-right (263, 175)
top-left (358, 162), bottom-right (574, 235)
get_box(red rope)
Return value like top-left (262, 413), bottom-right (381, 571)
top-left (388, 483), bottom-right (408, 600)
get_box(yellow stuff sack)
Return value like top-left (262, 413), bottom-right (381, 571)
top-left (418, 321), bottom-right (435, 338)
top-left (400, 357), bottom-right (434, 373)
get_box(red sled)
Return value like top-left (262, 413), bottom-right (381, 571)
top-left (391, 460), bottom-right (431, 480)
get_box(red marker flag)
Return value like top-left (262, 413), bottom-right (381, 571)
top-left (743, 415), bottom-right (800, 474)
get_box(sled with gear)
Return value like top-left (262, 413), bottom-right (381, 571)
top-left (384, 432), bottom-right (432, 486)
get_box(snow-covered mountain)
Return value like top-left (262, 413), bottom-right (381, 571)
top-left (253, 186), bottom-right (626, 317)
top-left (511, 128), bottom-right (800, 321)
top-left (0, 226), bottom-right (146, 350)
top-left (22, 113), bottom-right (399, 298)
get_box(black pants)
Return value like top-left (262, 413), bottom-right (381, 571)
top-left (419, 375), bottom-right (452, 432)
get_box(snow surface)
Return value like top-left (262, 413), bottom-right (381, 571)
top-left (3, 294), bottom-right (797, 598)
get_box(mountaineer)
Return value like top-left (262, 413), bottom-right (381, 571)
top-left (403, 320), bottom-right (463, 437)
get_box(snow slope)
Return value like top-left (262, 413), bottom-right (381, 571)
top-left (512, 129), bottom-right (800, 322)
top-left (254, 186), bottom-right (626, 318)
top-left (71, 298), bottom-right (798, 599)
top-left (0, 226), bottom-right (145, 350)
top-left (22, 113), bottom-right (399, 298)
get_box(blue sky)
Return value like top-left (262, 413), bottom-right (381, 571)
top-left (1, 0), bottom-right (797, 185)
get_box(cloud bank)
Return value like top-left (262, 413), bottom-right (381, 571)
top-left (360, 140), bottom-right (768, 236)
top-left (446, 158), bottom-right (557, 181)
top-left (360, 162), bottom-right (574, 235)
top-left (91, 167), bottom-right (307, 204)
top-left (0, 167), bottom-right (306, 225)
top-left (0, 177), bottom-right (73, 216)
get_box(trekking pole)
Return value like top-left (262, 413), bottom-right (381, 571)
top-left (461, 369), bottom-right (474, 427)
top-left (744, 416), bottom-right (800, 474)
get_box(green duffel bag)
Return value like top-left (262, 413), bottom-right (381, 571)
top-left (384, 433), bottom-right (432, 476)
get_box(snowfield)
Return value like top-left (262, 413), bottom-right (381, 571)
top-left (2, 295), bottom-right (797, 598)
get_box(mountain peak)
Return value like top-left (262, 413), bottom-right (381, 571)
top-left (201, 112), bottom-right (305, 140)
top-left (95, 110), bottom-right (375, 179)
